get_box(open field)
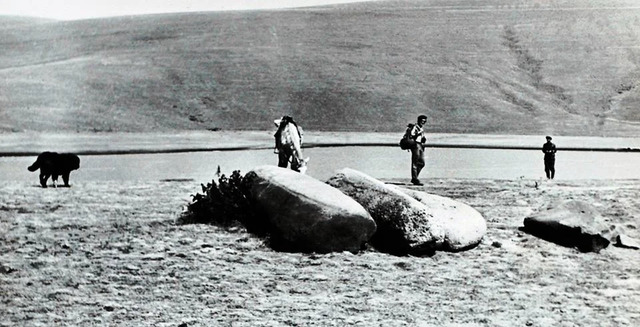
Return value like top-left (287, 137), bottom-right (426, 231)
top-left (2, 1), bottom-right (640, 325)
top-left (1, 177), bottom-right (639, 326)
top-left (2, 0), bottom-right (640, 136)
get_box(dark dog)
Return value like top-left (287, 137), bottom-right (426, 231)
top-left (27, 152), bottom-right (80, 188)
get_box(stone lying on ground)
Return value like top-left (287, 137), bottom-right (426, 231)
top-left (602, 225), bottom-right (640, 250)
top-left (391, 185), bottom-right (487, 251)
top-left (246, 165), bottom-right (376, 253)
top-left (326, 168), bottom-right (486, 255)
top-left (616, 234), bottom-right (640, 250)
top-left (326, 168), bottom-right (441, 255)
top-left (523, 200), bottom-right (610, 253)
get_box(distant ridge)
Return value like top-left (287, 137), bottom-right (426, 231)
top-left (1, 0), bottom-right (640, 137)
top-left (0, 15), bottom-right (56, 27)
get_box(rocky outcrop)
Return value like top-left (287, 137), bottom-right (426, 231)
top-left (246, 165), bottom-right (376, 253)
top-left (523, 200), bottom-right (610, 253)
top-left (326, 168), bottom-right (486, 255)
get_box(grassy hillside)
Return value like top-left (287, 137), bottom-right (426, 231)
top-left (1, 0), bottom-right (640, 136)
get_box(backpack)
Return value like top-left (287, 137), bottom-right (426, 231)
top-left (399, 123), bottom-right (415, 150)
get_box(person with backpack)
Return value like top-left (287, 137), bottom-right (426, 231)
top-left (402, 115), bottom-right (428, 185)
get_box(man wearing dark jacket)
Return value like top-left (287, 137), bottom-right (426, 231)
top-left (542, 135), bottom-right (557, 179)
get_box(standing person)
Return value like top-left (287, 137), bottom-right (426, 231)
top-left (273, 116), bottom-right (304, 169)
top-left (409, 115), bottom-right (428, 185)
top-left (542, 135), bottom-right (557, 179)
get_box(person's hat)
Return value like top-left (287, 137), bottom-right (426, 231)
top-left (546, 135), bottom-right (552, 140)
top-left (274, 115), bottom-right (294, 127)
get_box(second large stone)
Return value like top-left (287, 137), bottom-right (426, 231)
top-left (327, 168), bottom-right (486, 255)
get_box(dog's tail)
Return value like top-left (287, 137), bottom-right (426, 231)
top-left (27, 159), bottom-right (40, 172)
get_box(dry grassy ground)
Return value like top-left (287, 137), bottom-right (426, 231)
top-left (1, 178), bottom-right (639, 326)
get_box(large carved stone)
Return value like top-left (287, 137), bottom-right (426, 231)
top-left (326, 168), bottom-right (485, 255)
top-left (523, 200), bottom-right (610, 253)
top-left (247, 165), bottom-right (376, 253)
top-left (392, 186), bottom-right (487, 251)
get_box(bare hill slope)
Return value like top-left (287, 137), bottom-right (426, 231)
top-left (1, 0), bottom-right (640, 136)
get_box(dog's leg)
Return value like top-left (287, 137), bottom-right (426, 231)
top-left (39, 173), bottom-right (49, 188)
top-left (62, 172), bottom-right (70, 187)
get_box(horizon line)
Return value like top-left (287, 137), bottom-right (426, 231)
top-left (0, 0), bottom-right (377, 21)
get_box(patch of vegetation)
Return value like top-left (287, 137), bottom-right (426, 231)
top-left (177, 170), bottom-right (269, 235)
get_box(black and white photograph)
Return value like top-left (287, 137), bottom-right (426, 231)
top-left (1, 0), bottom-right (639, 325)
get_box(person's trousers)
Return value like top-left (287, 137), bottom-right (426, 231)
top-left (544, 157), bottom-right (555, 179)
top-left (411, 144), bottom-right (425, 180)
top-left (278, 152), bottom-right (290, 168)
top-left (278, 151), bottom-right (302, 171)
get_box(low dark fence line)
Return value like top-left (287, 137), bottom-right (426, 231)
top-left (1, 143), bottom-right (639, 157)
top-left (0, 146), bottom-right (272, 157)
top-left (308, 143), bottom-right (640, 152)
top-left (426, 144), bottom-right (640, 152)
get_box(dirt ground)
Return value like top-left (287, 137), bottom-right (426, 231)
top-left (1, 177), bottom-right (639, 326)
